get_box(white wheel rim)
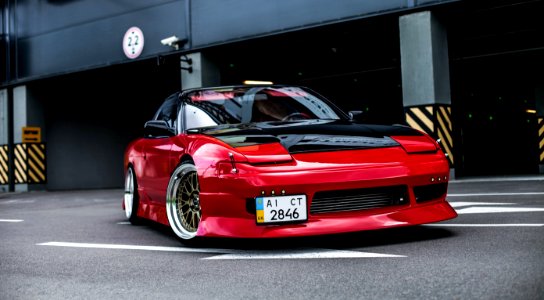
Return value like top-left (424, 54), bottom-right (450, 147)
top-left (124, 168), bottom-right (134, 219)
top-left (166, 164), bottom-right (200, 240)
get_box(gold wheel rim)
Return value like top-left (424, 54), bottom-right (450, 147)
top-left (176, 171), bottom-right (201, 233)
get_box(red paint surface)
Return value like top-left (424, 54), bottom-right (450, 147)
top-left (124, 133), bottom-right (457, 238)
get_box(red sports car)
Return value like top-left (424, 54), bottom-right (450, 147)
top-left (123, 85), bottom-right (457, 240)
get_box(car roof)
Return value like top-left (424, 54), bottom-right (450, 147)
top-left (179, 84), bottom-right (303, 95)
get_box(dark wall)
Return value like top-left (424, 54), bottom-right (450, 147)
top-left (2, 0), bottom-right (459, 85)
top-left (191, 0), bottom-right (404, 47)
top-left (191, 0), bottom-right (458, 47)
top-left (12, 0), bottom-right (187, 81)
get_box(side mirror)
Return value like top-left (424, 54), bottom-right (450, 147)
top-left (143, 120), bottom-right (176, 138)
top-left (348, 110), bottom-right (364, 121)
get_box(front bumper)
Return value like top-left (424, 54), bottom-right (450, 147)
top-left (196, 149), bottom-right (457, 238)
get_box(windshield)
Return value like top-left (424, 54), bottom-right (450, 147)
top-left (182, 86), bottom-right (347, 129)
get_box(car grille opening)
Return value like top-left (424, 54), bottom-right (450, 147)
top-left (310, 185), bottom-right (408, 215)
top-left (246, 198), bottom-right (256, 215)
top-left (413, 183), bottom-right (448, 203)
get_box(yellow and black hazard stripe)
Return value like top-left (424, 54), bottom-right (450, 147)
top-left (436, 106), bottom-right (454, 165)
top-left (14, 144), bottom-right (27, 184)
top-left (405, 105), bottom-right (454, 166)
top-left (14, 143), bottom-right (46, 184)
top-left (406, 106), bottom-right (434, 134)
top-left (539, 117), bottom-right (544, 163)
top-left (0, 145), bottom-right (8, 185)
top-left (27, 143), bottom-right (46, 183)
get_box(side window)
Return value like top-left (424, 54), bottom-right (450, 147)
top-left (154, 93), bottom-right (180, 129)
top-left (184, 104), bottom-right (219, 130)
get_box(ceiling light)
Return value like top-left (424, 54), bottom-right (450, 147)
top-left (243, 80), bottom-right (274, 85)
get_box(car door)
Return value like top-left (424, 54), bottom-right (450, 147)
top-left (141, 137), bottom-right (173, 204)
top-left (139, 93), bottom-right (179, 204)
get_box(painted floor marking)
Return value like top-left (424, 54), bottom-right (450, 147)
top-left (203, 249), bottom-right (405, 260)
top-left (37, 242), bottom-right (234, 254)
top-left (447, 201), bottom-right (544, 214)
top-left (455, 206), bottom-right (544, 214)
top-left (37, 242), bottom-right (404, 259)
top-left (0, 200), bottom-right (35, 204)
top-left (425, 223), bottom-right (544, 227)
top-left (448, 192), bottom-right (544, 197)
top-left (451, 176), bottom-right (544, 183)
top-left (117, 222), bottom-right (131, 225)
top-left (448, 202), bottom-right (513, 208)
top-left (0, 219), bottom-right (24, 222)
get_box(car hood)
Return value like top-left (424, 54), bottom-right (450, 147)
top-left (188, 119), bottom-right (423, 154)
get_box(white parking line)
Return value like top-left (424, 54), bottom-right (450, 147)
top-left (448, 192), bottom-right (544, 197)
top-left (0, 219), bottom-right (24, 222)
top-left (203, 250), bottom-right (405, 260)
top-left (456, 207), bottom-right (544, 214)
top-left (37, 242), bottom-right (233, 254)
top-left (451, 176), bottom-right (544, 183)
top-left (448, 202), bottom-right (513, 208)
top-left (0, 200), bottom-right (35, 204)
top-left (448, 201), bottom-right (544, 214)
top-left (37, 241), bottom-right (405, 259)
top-left (425, 224), bottom-right (544, 227)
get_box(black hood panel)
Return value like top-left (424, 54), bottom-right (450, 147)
top-left (276, 134), bottom-right (399, 153)
top-left (189, 120), bottom-right (422, 153)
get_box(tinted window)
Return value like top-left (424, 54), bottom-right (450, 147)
top-left (181, 86), bottom-right (346, 129)
top-left (154, 93), bottom-right (180, 128)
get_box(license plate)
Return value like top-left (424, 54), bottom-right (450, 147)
top-left (255, 195), bottom-right (307, 224)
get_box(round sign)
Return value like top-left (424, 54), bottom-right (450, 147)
top-left (123, 26), bottom-right (144, 59)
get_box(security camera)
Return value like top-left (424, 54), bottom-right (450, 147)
top-left (161, 36), bottom-right (181, 47)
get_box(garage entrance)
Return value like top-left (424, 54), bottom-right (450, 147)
top-left (30, 56), bottom-right (180, 190)
top-left (447, 0), bottom-right (544, 177)
top-left (452, 54), bottom-right (541, 177)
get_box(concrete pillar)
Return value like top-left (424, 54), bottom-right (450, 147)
top-left (0, 90), bottom-right (7, 145)
top-left (399, 11), bottom-right (454, 173)
top-left (12, 85), bottom-right (46, 191)
top-left (0, 89), bottom-right (8, 191)
top-left (181, 52), bottom-right (220, 89)
top-left (14, 86), bottom-right (28, 144)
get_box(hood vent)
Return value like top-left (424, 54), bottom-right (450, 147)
top-left (279, 134), bottom-right (399, 154)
